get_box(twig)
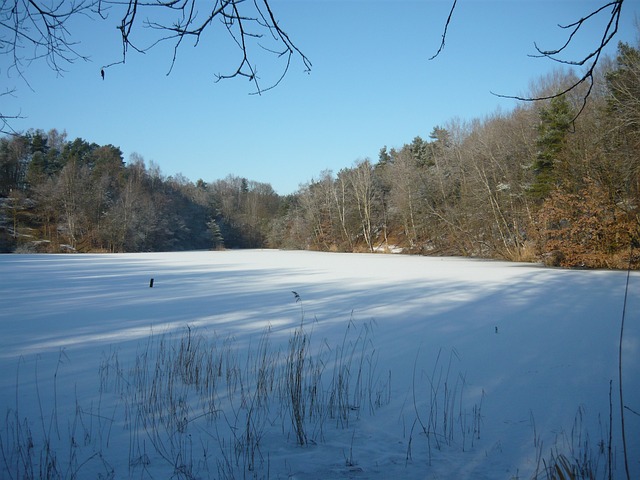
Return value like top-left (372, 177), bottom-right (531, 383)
top-left (429, 0), bottom-right (457, 60)
top-left (618, 240), bottom-right (632, 480)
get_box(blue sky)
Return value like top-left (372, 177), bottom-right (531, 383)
top-left (2, 1), bottom-right (639, 195)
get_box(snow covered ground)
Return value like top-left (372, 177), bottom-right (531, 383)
top-left (0, 250), bottom-right (638, 479)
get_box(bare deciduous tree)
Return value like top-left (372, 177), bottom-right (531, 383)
top-left (383, 147), bottom-right (422, 247)
top-left (345, 159), bottom-right (376, 252)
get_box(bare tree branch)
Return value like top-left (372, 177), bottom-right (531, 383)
top-left (495, 0), bottom-right (624, 122)
top-left (429, 0), bottom-right (457, 60)
top-left (100, 0), bottom-right (311, 94)
top-left (0, 88), bottom-right (23, 135)
top-left (431, 0), bottom-right (626, 120)
top-left (1, 0), bottom-right (97, 80)
top-left (0, 1), bottom-right (97, 134)
top-left (1, 0), bottom-right (310, 132)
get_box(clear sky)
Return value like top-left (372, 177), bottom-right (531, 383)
top-left (2, 0), bottom-right (639, 195)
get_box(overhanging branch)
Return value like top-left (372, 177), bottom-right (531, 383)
top-left (494, 0), bottom-right (624, 120)
top-left (100, 0), bottom-right (311, 94)
top-left (430, 0), bottom-right (625, 120)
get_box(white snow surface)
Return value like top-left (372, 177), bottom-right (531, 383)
top-left (0, 250), bottom-right (638, 479)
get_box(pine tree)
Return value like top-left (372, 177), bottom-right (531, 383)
top-left (207, 219), bottom-right (225, 250)
top-left (529, 96), bottom-right (572, 201)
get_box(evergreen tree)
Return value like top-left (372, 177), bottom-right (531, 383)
top-left (409, 136), bottom-right (431, 167)
top-left (61, 138), bottom-right (99, 169)
top-left (378, 146), bottom-right (392, 166)
top-left (529, 96), bottom-right (572, 200)
top-left (25, 131), bottom-right (49, 185)
top-left (208, 219), bottom-right (225, 249)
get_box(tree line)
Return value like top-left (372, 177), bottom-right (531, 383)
top-left (1, 41), bottom-right (639, 268)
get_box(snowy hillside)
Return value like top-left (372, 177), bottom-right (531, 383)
top-left (0, 250), bottom-right (638, 479)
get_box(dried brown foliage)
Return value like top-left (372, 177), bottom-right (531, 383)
top-left (537, 179), bottom-right (639, 268)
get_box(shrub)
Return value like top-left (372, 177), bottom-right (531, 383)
top-left (537, 178), bottom-right (639, 269)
